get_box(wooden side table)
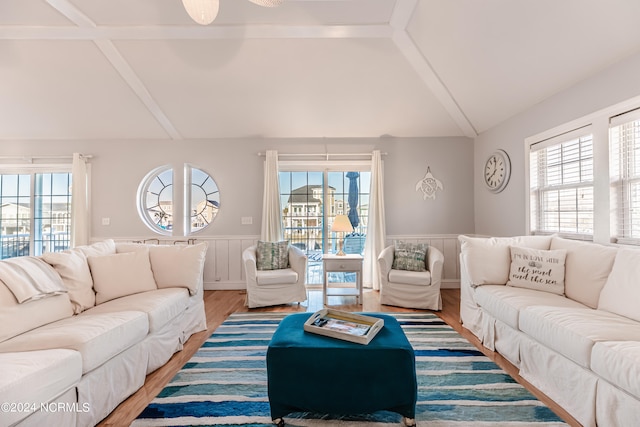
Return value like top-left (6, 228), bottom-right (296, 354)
top-left (322, 254), bottom-right (363, 305)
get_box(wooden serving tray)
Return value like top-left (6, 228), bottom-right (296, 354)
top-left (303, 309), bottom-right (384, 345)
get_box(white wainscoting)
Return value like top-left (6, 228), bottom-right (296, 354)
top-left (112, 234), bottom-right (461, 290)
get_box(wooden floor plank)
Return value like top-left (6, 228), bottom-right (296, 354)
top-left (97, 288), bottom-right (581, 427)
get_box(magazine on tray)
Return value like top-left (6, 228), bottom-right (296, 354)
top-left (311, 315), bottom-right (371, 336)
top-left (303, 309), bottom-right (384, 344)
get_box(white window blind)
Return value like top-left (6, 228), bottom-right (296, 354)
top-left (529, 128), bottom-right (594, 237)
top-left (610, 109), bottom-right (640, 245)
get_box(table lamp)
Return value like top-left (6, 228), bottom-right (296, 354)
top-left (332, 215), bottom-right (354, 256)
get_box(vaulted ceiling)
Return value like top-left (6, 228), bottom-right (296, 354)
top-left (2, 0), bottom-right (640, 141)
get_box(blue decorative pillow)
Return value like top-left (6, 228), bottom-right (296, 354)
top-left (392, 241), bottom-right (428, 272)
top-left (256, 241), bottom-right (289, 270)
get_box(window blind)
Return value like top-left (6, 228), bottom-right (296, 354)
top-left (610, 111), bottom-right (640, 245)
top-left (529, 128), bottom-right (594, 237)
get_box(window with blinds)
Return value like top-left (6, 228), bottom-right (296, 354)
top-left (529, 128), bottom-right (594, 237)
top-left (610, 109), bottom-right (640, 245)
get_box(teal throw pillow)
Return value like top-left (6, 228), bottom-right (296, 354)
top-left (392, 241), bottom-right (428, 272)
top-left (256, 240), bottom-right (289, 271)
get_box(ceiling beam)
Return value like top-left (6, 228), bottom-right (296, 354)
top-left (390, 0), bottom-right (477, 138)
top-left (44, 0), bottom-right (182, 140)
top-left (0, 24), bottom-right (392, 40)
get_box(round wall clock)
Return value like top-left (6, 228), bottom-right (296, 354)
top-left (484, 149), bottom-right (511, 193)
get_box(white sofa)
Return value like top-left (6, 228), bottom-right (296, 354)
top-left (0, 240), bottom-right (208, 427)
top-left (459, 234), bottom-right (640, 427)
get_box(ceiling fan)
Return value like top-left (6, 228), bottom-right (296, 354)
top-left (182, 0), bottom-right (284, 25)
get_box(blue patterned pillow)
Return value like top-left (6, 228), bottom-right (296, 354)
top-left (392, 241), bottom-right (428, 272)
top-left (256, 241), bottom-right (289, 270)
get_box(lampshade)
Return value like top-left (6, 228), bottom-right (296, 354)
top-left (248, 0), bottom-right (284, 6)
top-left (331, 215), bottom-right (353, 233)
top-left (182, 0), bottom-right (219, 25)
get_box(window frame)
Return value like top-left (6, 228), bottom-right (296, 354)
top-left (0, 163), bottom-right (73, 259)
top-left (527, 126), bottom-right (595, 240)
top-left (609, 109), bottom-right (640, 245)
top-left (137, 164), bottom-right (220, 237)
top-left (278, 160), bottom-right (371, 285)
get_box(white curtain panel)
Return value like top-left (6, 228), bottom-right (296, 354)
top-left (260, 150), bottom-right (283, 242)
top-left (363, 150), bottom-right (386, 289)
top-left (71, 153), bottom-right (89, 247)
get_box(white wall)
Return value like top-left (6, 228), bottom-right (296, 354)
top-left (0, 136), bottom-right (473, 287)
top-left (474, 51), bottom-right (640, 236)
top-left (0, 137), bottom-right (474, 239)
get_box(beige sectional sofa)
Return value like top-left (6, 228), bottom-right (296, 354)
top-left (459, 234), bottom-right (640, 427)
top-left (0, 240), bottom-right (208, 427)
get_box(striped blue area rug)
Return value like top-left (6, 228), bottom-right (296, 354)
top-left (132, 313), bottom-right (567, 426)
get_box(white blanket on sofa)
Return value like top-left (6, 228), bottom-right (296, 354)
top-left (0, 257), bottom-right (67, 303)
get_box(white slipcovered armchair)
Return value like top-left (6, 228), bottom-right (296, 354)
top-left (242, 244), bottom-right (308, 308)
top-left (377, 245), bottom-right (444, 310)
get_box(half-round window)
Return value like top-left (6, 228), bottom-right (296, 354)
top-left (138, 164), bottom-right (220, 236)
top-left (138, 165), bottom-right (174, 235)
top-left (189, 165), bottom-right (220, 234)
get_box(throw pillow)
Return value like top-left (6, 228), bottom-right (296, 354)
top-left (42, 248), bottom-right (95, 313)
top-left (149, 243), bottom-right (208, 295)
top-left (78, 239), bottom-right (116, 258)
top-left (550, 236), bottom-right (617, 309)
top-left (256, 241), bottom-right (289, 271)
top-left (392, 241), bottom-right (428, 272)
top-left (88, 250), bottom-right (157, 304)
top-left (459, 235), bottom-right (553, 287)
top-left (598, 249), bottom-right (640, 322)
top-left (507, 246), bottom-right (567, 295)
top-left (0, 281), bottom-right (73, 343)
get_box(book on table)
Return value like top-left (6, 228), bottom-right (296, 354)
top-left (303, 309), bottom-right (384, 345)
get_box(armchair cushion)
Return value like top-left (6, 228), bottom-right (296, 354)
top-left (388, 269), bottom-right (432, 286)
top-left (257, 240), bottom-right (290, 270)
top-left (392, 241), bottom-right (428, 272)
top-left (256, 269), bottom-right (299, 286)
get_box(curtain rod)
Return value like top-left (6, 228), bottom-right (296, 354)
top-left (257, 152), bottom-right (387, 159)
top-left (0, 154), bottom-right (93, 161)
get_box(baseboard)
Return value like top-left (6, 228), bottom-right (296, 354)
top-left (204, 281), bottom-right (246, 290)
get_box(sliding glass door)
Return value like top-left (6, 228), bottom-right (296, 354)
top-left (279, 169), bottom-right (370, 285)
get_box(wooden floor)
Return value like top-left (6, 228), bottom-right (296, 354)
top-left (98, 288), bottom-right (581, 426)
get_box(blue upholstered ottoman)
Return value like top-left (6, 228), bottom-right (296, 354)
top-left (266, 313), bottom-right (417, 425)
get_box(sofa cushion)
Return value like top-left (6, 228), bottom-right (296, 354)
top-left (0, 280), bottom-right (73, 343)
top-left (388, 269), bottom-right (432, 286)
top-left (591, 341), bottom-right (640, 400)
top-left (459, 235), bottom-right (552, 287)
top-left (78, 239), bottom-right (116, 257)
top-left (88, 250), bottom-right (157, 304)
top-left (519, 306), bottom-right (640, 368)
top-left (256, 268), bottom-right (298, 285)
top-left (42, 248), bottom-right (95, 313)
top-left (507, 246), bottom-right (566, 295)
top-left (392, 241), bottom-right (428, 272)
top-left (0, 311), bottom-right (149, 374)
top-left (256, 240), bottom-right (289, 270)
top-left (0, 349), bottom-right (82, 427)
top-left (475, 285), bottom-right (586, 330)
top-left (85, 288), bottom-right (189, 333)
top-left (598, 248), bottom-right (640, 322)
top-left (149, 243), bottom-right (207, 295)
top-left (550, 236), bottom-right (617, 309)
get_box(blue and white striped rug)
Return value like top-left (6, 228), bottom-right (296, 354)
top-left (132, 313), bottom-right (567, 426)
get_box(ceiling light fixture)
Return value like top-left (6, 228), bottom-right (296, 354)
top-left (248, 0), bottom-right (284, 6)
top-left (182, 0), bottom-right (219, 25)
top-left (182, 0), bottom-right (283, 26)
